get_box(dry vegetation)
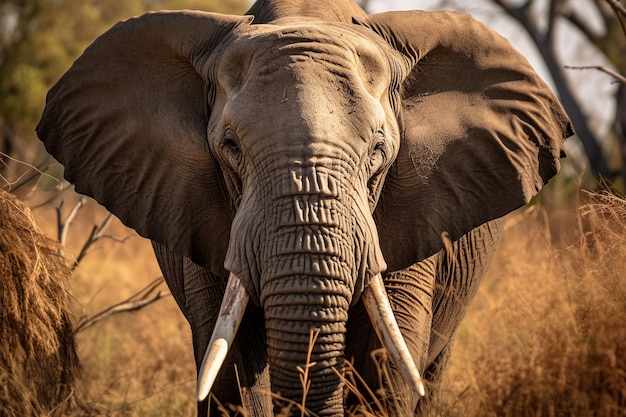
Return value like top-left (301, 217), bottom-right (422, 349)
top-left (0, 190), bottom-right (78, 417)
top-left (4, 187), bottom-right (626, 416)
top-left (437, 191), bottom-right (626, 417)
top-left (33, 197), bottom-right (197, 417)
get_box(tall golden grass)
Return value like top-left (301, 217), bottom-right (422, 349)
top-left (11, 188), bottom-right (626, 416)
top-left (438, 191), bottom-right (626, 417)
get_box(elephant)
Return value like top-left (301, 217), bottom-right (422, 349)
top-left (36, 0), bottom-right (573, 415)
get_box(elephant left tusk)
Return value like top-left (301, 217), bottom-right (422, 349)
top-left (362, 273), bottom-right (426, 397)
top-left (196, 272), bottom-right (249, 402)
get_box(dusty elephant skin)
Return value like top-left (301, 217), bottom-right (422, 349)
top-left (36, 0), bottom-right (573, 415)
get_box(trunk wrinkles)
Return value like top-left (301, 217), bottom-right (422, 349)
top-left (260, 165), bottom-right (362, 416)
top-left (263, 259), bottom-right (351, 416)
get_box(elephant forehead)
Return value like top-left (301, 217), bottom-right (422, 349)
top-left (218, 22), bottom-right (392, 98)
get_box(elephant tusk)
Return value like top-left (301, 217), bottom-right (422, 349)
top-left (362, 273), bottom-right (426, 397)
top-left (196, 272), bottom-right (249, 402)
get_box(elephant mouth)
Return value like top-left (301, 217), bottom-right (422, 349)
top-left (195, 271), bottom-right (425, 403)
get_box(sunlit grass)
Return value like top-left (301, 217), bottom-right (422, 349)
top-left (438, 191), bottom-right (626, 416)
top-left (20, 190), bottom-right (626, 415)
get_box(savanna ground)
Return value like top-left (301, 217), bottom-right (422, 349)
top-left (11, 180), bottom-right (626, 416)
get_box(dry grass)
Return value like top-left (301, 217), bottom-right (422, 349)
top-left (0, 189), bottom-right (79, 417)
top-left (41, 199), bottom-right (198, 417)
top-left (6, 188), bottom-right (625, 416)
top-left (437, 191), bottom-right (626, 417)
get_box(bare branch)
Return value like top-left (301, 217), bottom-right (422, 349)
top-left (0, 152), bottom-right (60, 194)
top-left (595, 0), bottom-right (617, 26)
top-left (53, 199), bottom-right (133, 269)
top-left (56, 197), bottom-right (86, 256)
top-left (71, 213), bottom-right (133, 270)
top-left (74, 277), bottom-right (169, 333)
top-left (492, 0), bottom-right (532, 19)
top-left (565, 65), bottom-right (626, 85)
top-left (606, 0), bottom-right (626, 17)
top-left (492, 0), bottom-right (542, 44)
top-left (28, 182), bottom-right (72, 210)
top-left (547, 0), bottom-right (564, 41)
top-left (94, 214), bottom-right (114, 239)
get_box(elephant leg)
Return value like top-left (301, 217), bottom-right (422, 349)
top-left (152, 243), bottom-right (271, 416)
top-left (346, 256), bottom-right (438, 416)
top-left (153, 241), bottom-right (190, 322)
top-left (415, 342), bottom-right (453, 415)
top-left (428, 218), bottom-right (505, 365)
top-left (182, 260), bottom-right (271, 416)
top-left (347, 219), bottom-right (504, 416)
top-left (415, 218), bottom-right (505, 414)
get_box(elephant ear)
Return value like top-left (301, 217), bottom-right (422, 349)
top-left (362, 11), bottom-right (573, 272)
top-left (37, 11), bottom-right (252, 275)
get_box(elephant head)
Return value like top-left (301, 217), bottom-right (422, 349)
top-left (37, 0), bottom-right (572, 415)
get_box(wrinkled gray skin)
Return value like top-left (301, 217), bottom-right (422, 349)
top-left (36, 0), bottom-right (572, 415)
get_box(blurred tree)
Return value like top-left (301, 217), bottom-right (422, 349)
top-left (0, 0), bottom-right (249, 179)
top-left (588, 0), bottom-right (626, 184)
top-left (355, 0), bottom-right (372, 11)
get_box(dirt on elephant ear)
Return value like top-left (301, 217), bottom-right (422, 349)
top-left (0, 189), bottom-right (79, 416)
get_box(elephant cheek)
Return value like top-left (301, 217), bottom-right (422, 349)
top-left (223, 203), bottom-right (263, 306)
top-left (350, 188), bottom-right (388, 305)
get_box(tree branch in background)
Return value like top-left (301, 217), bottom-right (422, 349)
top-left (2, 155), bottom-right (169, 335)
top-left (565, 65), bottom-right (626, 85)
top-left (71, 213), bottom-right (131, 270)
top-left (55, 197), bottom-right (133, 268)
top-left (53, 191), bottom-right (166, 328)
top-left (56, 197), bottom-right (85, 256)
top-left (0, 152), bottom-right (59, 195)
top-left (74, 277), bottom-right (169, 334)
top-left (560, 4), bottom-right (601, 42)
top-left (546, 0), bottom-right (563, 41)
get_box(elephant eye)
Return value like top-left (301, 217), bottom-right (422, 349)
top-left (371, 143), bottom-right (384, 164)
top-left (222, 128), bottom-right (241, 158)
top-left (369, 131), bottom-right (387, 174)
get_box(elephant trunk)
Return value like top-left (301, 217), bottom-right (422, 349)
top-left (262, 257), bottom-right (351, 416)
top-left (258, 177), bottom-right (360, 415)
top-left (221, 164), bottom-right (400, 415)
top-left (195, 271), bottom-right (425, 415)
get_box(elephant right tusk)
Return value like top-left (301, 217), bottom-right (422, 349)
top-left (196, 272), bottom-right (249, 402)
top-left (362, 273), bottom-right (426, 397)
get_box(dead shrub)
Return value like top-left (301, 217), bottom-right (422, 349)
top-left (0, 189), bottom-right (79, 416)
